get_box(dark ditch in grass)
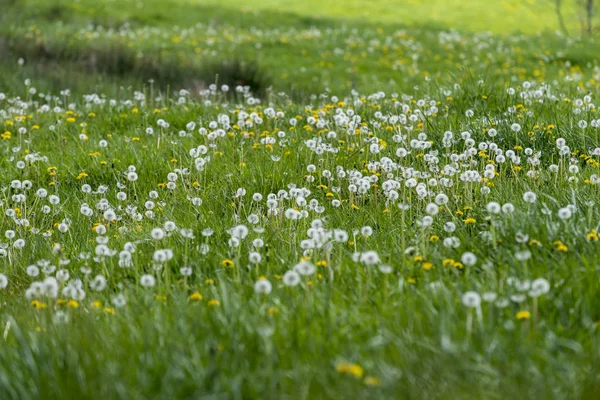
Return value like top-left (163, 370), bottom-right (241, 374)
top-left (0, 33), bottom-right (273, 97)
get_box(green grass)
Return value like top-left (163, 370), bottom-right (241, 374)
top-left (1, 0), bottom-right (599, 96)
top-left (200, 0), bottom-right (581, 34)
top-left (1, 1), bottom-right (600, 399)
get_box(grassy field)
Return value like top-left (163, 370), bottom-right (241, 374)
top-left (1, 0), bottom-right (599, 95)
top-left (200, 0), bottom-right (581, 34)
top-left (1, 0), bottom-right (600, 399)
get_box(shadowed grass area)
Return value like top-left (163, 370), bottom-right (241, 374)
top-left (1, 0), bottom-right (599, 97)
top-left (0, 34), bottom-right (272, 96)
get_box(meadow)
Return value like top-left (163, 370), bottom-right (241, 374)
top-left (1, 0), bottom-right (600, 399)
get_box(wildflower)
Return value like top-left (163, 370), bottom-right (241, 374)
top-left (208, 299), bottom-right (220, 306)
top-left (67, 300), bottom-right (79, 309)
top-left (444, 222), bottom-right (456, 233)
top-left (189, 292), bottom-right (203, 301)
top-left (364, 376), bottom-right (380, 386)
top-left (249, 252), bottom-right (263, 264)
top-left (254, 278), bottom-right (272, 295)
top-left (90, 275), bottom-right (107, 291)
top-left (557, 207), bottom-right (572, 220)
top-left (516, 310), bottom-right (531, 320)
top-left (462, 291), bottom-right (481, 308)
top-left (425, 203), bottom-right (439, 215)
top-left (230, 224), bottom-right (249, 239)
top-left (461, 252), bottom-right (477, 266)
top-left (502, 203), bottom-right (515, 213)
top-left (140, 274), bottom-right (156, 287)
top-left (222, 259), bottom-right (234, 268)
top-left (442, 259), bottom-right (455, 267)
top-left (435, 193), bottom-right (449, 205)
top-left (31, 300), bottom-right (47, 309)
top-left (515, 250), bottom-right (532, 261)
top-left (333, 229), bottom-right (349, 242)
top-left (283, 270), bottom-right (301, 287)
top-left (151, 228), bottom-right (165, 240)
top-left (359, 251), bottom-right (381, 265)
top-left (294, 261), bottom-right (316, 275)
top-left (523, 191), bottom-right (537, 203)
top-left (529, 278), bottom-right (550, 297)
top-left (76, 171), bottom-right (88, 180)
top-left (379, 264), bottom-right (393, 274)
top-left (112, 294), bottom-right (127, 308)
top-left (482, 292), bottom-right (498, 302)
top-left (53, 311), bottom-right (69, 324)
top-left (554, 241), bottom-right (568, 252)
top-left (336, 362), bottom-right (364, 379)
top-left (486, 202), bottom-right (501, 214)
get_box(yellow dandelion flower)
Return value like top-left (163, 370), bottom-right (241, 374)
top-left (31, 300), bottom-right (47, 309)
top-left (364, 376), bottom-right (380, 386)
top-left (67, 300), bottom-right (79, 308)
top-left (336, 362), bottom-right (364, 378)
top-left (442, 259), bottom-right (455, 267)
top-left (516, 310), bottom-right (531, 320)
top-left (76, 171), bottom-right (88, 180)
top-left (189, 292), bottom-right (203, 301)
